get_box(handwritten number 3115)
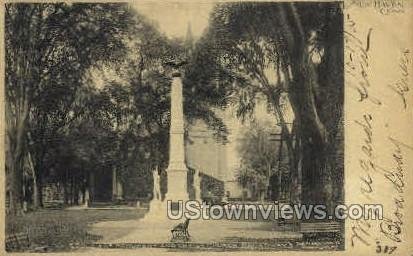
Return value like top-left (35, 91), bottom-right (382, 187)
top-left (376, 242), bottom-right (397, 254)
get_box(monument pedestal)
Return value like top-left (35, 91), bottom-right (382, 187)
top-left (165, 170), bottom-right (189, 201)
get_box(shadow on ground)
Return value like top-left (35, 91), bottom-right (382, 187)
top-left (6, 207), bottom-right (146, 252)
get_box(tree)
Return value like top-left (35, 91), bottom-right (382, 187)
top-left (188, 2), bottom-right (344, 208)
top-left (5, 3), bottom-right (134, 212)
top-left (90, 10), bottom-right (232, 199)
top-left (237, 121), bottom-right (279, 201)
top-left (235, 166), bottom-right (264, 201)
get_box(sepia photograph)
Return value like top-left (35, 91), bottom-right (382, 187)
top-left (4, 0), bottom-right (386, 253)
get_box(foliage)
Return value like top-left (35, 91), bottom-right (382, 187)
top-left (5, 3), bottom-right (233, 210)
top-left (190, 2), bottom-right (344, 205)
top-left (5, 3), bottom-right (137, 211)
top-left (5, 2), bottom-right (344, 213)
top-left (237, 121), bottom-right (279, 179)
top-left (235, 167), bottom-right (265, 190)
top-left (235, 121), bottom-right (280, 200)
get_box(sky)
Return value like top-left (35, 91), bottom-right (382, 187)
top-left (132, 2), bottom-right (214, 39)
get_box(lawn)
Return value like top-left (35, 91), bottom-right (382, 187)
top-left (6, 208), bottom-right (146, 252)
top-left (6, 207), bottom-right (343, 252)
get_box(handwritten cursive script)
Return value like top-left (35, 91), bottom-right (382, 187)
top-left (387, 49), bottom-right (410, 109)
top-left (347, 14), bottom-right (380, 248)
top-left (345, 15), bottom-right (381, 106)
top-left (377, 136), bottom-right (411, 243)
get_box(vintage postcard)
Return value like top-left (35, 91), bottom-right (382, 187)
top-left (1, 0), bottom-right (412, 255)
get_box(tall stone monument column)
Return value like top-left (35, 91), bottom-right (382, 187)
top-left (165, 63), bottom-right (189, 202)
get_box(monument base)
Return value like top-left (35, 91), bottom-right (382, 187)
top-left (165, 169), bottom-right (189, 202)
top-left (142, 199), bottom-right (170, 222)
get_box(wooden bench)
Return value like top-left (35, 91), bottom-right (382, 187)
top-left (300, 221), bottom-right (341, 241)
top-left (171, 218), bottom-right (190, 241)
top-left (5, 232), bottom-right (30, 251)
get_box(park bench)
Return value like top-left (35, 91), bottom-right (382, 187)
top-left (300, 221), bottom-right (341, 241)
top-left (171, 218), bottom-right (190, 241)
top-left (5, 232), bottom-right (31, 251)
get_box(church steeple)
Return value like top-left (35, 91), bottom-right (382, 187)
top-left (184, 23), bottom-right (194, 56)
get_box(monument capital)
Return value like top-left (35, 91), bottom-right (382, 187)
top-left (163, 58), bottom-right (188, 78)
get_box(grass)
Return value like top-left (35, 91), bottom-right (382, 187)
top-left (6, 207), bottom-right (146, 252)
top-left (6, 207), bottom-right (343, 252)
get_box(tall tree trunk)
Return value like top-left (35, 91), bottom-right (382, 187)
top-left (27, 131), bottom-right (46, 209)
top-left (27, 150), bottom-right (43, 209)
top-left (9, 160), bottom-right (23, 215)
top-left (74, 175), bottom-right (79, 205)
top-left (269, 96), bottom-right (301, 203)
top-left (33, 175), bottom-right (43, 208)
top-left (7, 105), bottom-right (29, 215)
top-left (63, 182), bottom-right (69, 206)
top-left (63, 169), bottom-right (69, 205)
